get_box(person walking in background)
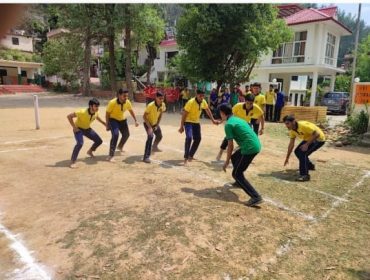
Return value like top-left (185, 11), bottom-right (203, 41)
top-left (274, 88), bottom-right (285, 122)
top-left (283, 115), bottom-right (326, 182)
top-left (219, 103), bottom-right (263, 207)
top-left (143, 91), bottom-right (166, 163)
top-left (67, 98), bottom-right (106, 169)
top-left (179, 89), bottom-right (220, 165)
top-left (265, 85), bottom-right (276, 122)
top-left (106, 89), bottom-right (139, 162)
top-left (251, 82), bottom-right (266, 113)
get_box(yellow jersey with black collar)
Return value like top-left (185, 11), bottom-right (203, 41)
top-left (254, 94), bottom-right (266, 108)
top-left (232, 102), bottom-right (264, 123)
top-left (289, 121), bottom-right (326, 142)
top-left (106, 98), bottom-right (133, 121)
top-left (75, 108), bottom-right (98, 129)
top-left (145, 101), bottom-right (166, 126)
top-left (184, 97), bottom-right (208, 123)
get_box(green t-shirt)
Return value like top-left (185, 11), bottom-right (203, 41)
top-left (224, 116), bottom-right (261, 155)
top-left (230, 91), bottom-right (239, 106)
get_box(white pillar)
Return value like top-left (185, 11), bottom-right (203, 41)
top-left (297, 93), bottom-right (301, 106)
top-left (310, 71), bottom-right (318, 107)
top-left (17, 67), bottom-right (21, 75)
top-left (330, 74), bottom-right (336, 91)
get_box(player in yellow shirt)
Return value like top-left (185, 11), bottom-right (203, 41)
top-left (216, 94), bottom-right (265, 160)
top-left (181, 87), bottom-right (190, 108)
top-left (283, 115), bottom-right (326, 181)
top-left (67, 98), bottom-right (106, 168)
top-left (251, 82), bottom-right (266, 113)
top-left (143, 91), bottom-right (166, 163)
top-left (265, 85), bottom-right (276, 122)
top-left (106, 89), bottom-right (139, 162)
top-left (179, 89), bottom-right (219, 165)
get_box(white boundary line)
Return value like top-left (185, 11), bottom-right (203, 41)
top-left (0, 146), bottom-right (49, 153)
top-left (105, 140), bottom-right (316, 222)
top-left (319, 170), bottom-right (370, 221)
top-left (1, 136), bottom-right (66, 145)
top-left (0, 222), bottom-right (51, 280)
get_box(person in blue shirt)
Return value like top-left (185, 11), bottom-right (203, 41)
top-left (274, 88), bottom-right (285, 122)
top-left (221, 87), bottom-right (231, 104)
top-left (209, 88), bottom-right (219, 118)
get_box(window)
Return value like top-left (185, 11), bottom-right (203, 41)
top-left (21, 70), bottom-right (27, 77)
top-left (291, 76), bottom-right (298, 81)
top-left (272, 31), bottom-right (307, 64)
top-left (165, 51), bottom-right (178, 66)
top-left (325, 33), bottom-right (336, 65)
top-left (12, 37), bottom-right (19, 45)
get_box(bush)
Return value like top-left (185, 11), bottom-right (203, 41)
top-left (346, 108), bottom-right (369, 134)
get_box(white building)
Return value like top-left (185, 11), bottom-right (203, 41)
top-left (0, 31), bottom-right (42, 85)
top-left (251, 5), bottom-right (351, 106)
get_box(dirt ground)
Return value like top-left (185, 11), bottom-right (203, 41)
top-left (0, 93), bottom-right (369, 280)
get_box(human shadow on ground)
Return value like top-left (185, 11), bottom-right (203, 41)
top-left (181, 185), bottom-right (261, 209)
top-left (258, 169), bottom-right (298, 182)
top-left (346, 269), bottom-right (370, 280)
top-left (46, 155), bottom-right (107, 168)
top-left (202, 160), bottom-right (226, 172)
top-left (122, 155), bottom-right (143, 164)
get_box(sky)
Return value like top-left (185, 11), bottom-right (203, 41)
top-left (326, 3), bottom-right (370, 26)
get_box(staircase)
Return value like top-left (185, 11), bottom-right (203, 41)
top-left (0, 85), bottom-right (45, 95)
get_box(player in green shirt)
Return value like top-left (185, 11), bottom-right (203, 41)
top-left (219, 103), bottom-right (262, 207)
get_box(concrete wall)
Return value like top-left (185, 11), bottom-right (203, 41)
top-left (0, 35), bottom-right (34, 52)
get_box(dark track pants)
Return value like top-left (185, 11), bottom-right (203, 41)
top-left (294, 140), bottom-right (325, 176)
top-left (231, 149), bottom-right (260, 199)
top-left (143, 124), bottom-right (163, 159)
top-left (71, 128), bottom-right (102, 162)
top-left (266, 104), bottom-right (274, 121)
top-left (109, 118), bottom-right (130, 156)
top-left (184, 122), bottom-right (201, 159)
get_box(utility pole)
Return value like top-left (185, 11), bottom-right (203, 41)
top-left (349, 3), bottom-right (361, 106)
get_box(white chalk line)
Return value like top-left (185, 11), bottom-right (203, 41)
top-left (319, 170), bottom-right (370, 221)
top-left (0, 146), bottom-right (49, 153)
top-left (1, 136), bottom-right (66, 145)
top-left (106, 138), bottom-right (316, 222)
top-left (0, 222), bottom-right (51, 280)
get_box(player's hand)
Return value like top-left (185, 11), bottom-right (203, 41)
top-left (213, 119), bottom-right (221, 125)
top-left (259, 128), bottom-right (264, 135)
top-left (178, 126), bottom-right (184, 133)
top-left (135, 121), bottom-right (139, 127)
top-left (106, 124), bottom-right (110, 131)
top-left (73, 127), bottom-right (80, 133)
top-left (300, 143), bottom-right (308, 152)
top-left (284, 158), bottom-right (289, 166)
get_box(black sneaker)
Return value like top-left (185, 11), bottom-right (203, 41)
top-left (231, 181), bottom-right (240, 188)
top-left (308, 164), bottom-right (315, 171)
top-left (296, 175), bottom-right (310, 182)
top-left (245, 196), bottom-right (263, 207)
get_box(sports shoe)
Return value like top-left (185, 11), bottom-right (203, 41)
top-left (245, 196), bottom-right (263, 207)
top-left (152, 146), bottom-right (162, 152)
top-left (296, 175), bottom-right (310, 182)
top-left (308, 164), bottom-right (315, 171)
top-left (143, 158), bottom-right (151, 163)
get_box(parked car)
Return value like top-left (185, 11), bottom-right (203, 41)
top-left (321, 91), bottom-right (349, 114)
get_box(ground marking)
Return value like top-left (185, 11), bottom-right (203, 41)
top-left (319, 170), bottom-right (370, 221)
top-left (1, 136), bottom-right (66, 145)
top-left (0, 146), bottom-right (49, 153)
top-left (0, 221), bottom-right (51, 280)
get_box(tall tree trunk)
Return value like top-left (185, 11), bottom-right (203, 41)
top-left (82, 31), bottom-right (91, 96)
top-left (108, 29), bottom-right (117, 92)
top-left (216, 80), bottom-right (223, 94)
top-left (125, 25), bottom-right (133, 99)
top-left (146, 59), bottom-right (152, 85)
top-left (106, 4), bottom-right (117, 93)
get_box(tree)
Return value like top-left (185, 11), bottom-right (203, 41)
top-left (42, 34), bottom-right (83, 87)
top-left (335, 74), bottom-right (351, 92)
top-left (337, 9), bottom-right (370, 67)
top-left (58, 5), bottom-right (103, 96)
top-left (176, 4), bottom-right (292, 90)
top-left (356, 35), bottom-right (370, 82)
top-left (133, 5), bottom-right (165, 84)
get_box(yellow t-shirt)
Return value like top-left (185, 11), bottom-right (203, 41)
top-left (182, 89), bottom-right (190, 100)
top-left (106, 98), bottom-right (133, 121)
top-left (184, 97), bottom-right (209, 123)
top-left (265, 91), bottom-right (275, 105)
top-left (232, 102), bottom-right (264, 123)
top-left (75, 108), bottom-right (98, 129)
top-left (145, 101), bottom-right (166, 126)
top-left (289, 121), bottom-right (326, 142)
top-left (254, 94), bottom-right (266, 108)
